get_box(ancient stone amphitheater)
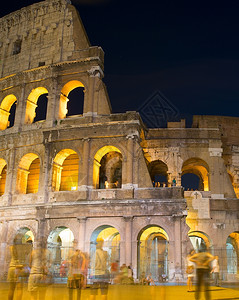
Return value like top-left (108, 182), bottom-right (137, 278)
top-left (0, 0), bottom-right (238, 282)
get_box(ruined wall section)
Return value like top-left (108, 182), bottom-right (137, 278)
top-left (142, 127), bottom-right (236, 198)
top-left (0, 0), bottom-right (90, 78)
top-left (193, 115), bottom-right (239, 197)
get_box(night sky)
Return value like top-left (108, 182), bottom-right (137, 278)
top-left (1, 0), bottom-right (239, 127)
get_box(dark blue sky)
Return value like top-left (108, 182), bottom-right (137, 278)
top-left (2, 0), bottom-right (239, 125)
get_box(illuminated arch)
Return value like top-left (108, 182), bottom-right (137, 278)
top-left (148, 160), bottom-right (168, 186)
top-left (90, 225), bottom-right (121, 273)
top-left (93, 146), bottom-right (122, 189)
top-left (25, 87), bottom-right (48, 124)
top-left (0, 159), bottom-right (7, 196)
top-left (227, 167), bottom-right (239, 198)
top-left (11, 227), bottom-right (34, 267)
top-left (137, 225), bottom-right (169, 280)
top-left (59, 80), bottom-right (85, 119)
top-left (182, 157), bottom-right (209, 191)
top-left (52, 149), bottom-right (79, 191)
top-left (0, 94), bottom-right (17, 130)
top-left (188, 231), bottom-right (212, 251)
top-left (16, 153), bottom-right (40, 194)
top-left (47, 226), bottom-right (74, 273)
top-left (227, 232), bottom-right (239, 275)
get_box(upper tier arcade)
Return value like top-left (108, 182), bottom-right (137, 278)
top-left (0, 0), bottom-right (111, 130)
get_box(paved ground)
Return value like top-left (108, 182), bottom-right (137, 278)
top-left (0, 282), bottom-right (238, 300)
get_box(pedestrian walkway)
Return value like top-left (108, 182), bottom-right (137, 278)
top-left (0, 283), bottom-right (238, 300)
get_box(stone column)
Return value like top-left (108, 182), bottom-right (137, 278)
top-left (79, 138), bottom-right (90, 189)
top-left (208, 147), bottom-right (234, 197)
top-left (120, 240), bottom-right (126, 266)
top-left (124, 216), bottom-right (133, 266)
top-left (37, 218), bottom-right (46, 243)
top-left (42, 142), bottom-right (50, 202)
top-left (132, 239), bottom-right (138, 279)
top-left (123, 135), bottom-right (134, 189)
top-left (14, 83), bottom-right (26, 130)
top-left (173, 216), bottom-right (182, 273)
top-left (45, 76), bottom-right (58, 126)
top-left (77, 217), bottom-right (87, 252)
top-left (85, 67), bottom-right (103, 116)
top-left (3, 147), bottom-right (16, 205)
top-left (0, 221), bottom-right (9, 278)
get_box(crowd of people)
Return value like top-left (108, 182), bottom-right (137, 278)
top-left (6, 237), bottom-right (223, 300)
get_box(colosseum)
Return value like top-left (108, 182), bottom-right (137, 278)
top-left (0, 0), bottom-right (238, 283)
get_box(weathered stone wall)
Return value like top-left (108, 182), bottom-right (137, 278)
top-left (0, 0), bottom-right (90, 77)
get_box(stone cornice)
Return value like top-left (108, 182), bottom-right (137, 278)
top-left (0, 58), bottom-right (102, 91)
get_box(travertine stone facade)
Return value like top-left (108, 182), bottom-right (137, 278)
top-left (0, 0), bottom-right (238, 282)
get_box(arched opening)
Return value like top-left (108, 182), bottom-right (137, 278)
top-left (226, 232), bottom-right (239, 275)
top-left (11, 227), bottom-right (34, 267)
top-left (25, 87), bottom-right (48, 124)
top-left (188, 231), bottom-right (212, 252)
top-left (16, 153), bottom-right (40, 194)
top-left (148, 160), bottom-right (168, 187)
top-left (93, 146), bottom-right (122, 189)
top-left (52, 149), bottom-right (79, 191)
top-left (90, 225), bottom-right (120, 276)
top-left (137, 225), bottom-right (169, 281)
top-left (181, 158), bottom-right (209, 191)
top-left (0, 159), bottom-right (7, 196)
top-left (0, 95), bottom-right (17, 130)
top-left (227, 172), bottom-right (239, 198)
top-left (59, 80), bottom-right (85, 119)
top-left (47, 227), bottom-right (74, 277)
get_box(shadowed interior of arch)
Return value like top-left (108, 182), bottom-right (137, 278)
top-left (148, 160), bottom-right (168, 186)
top-left (182, 158), bottom-right (209, 191)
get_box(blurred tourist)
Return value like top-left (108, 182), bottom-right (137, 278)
top-left (189, 248), bottom-right (214, 300)
top-left (211, 255), bottom-right (220, 286)
top-left (28, 240), bottom-right (51, 300)
top-left (67, 249), bottom-right (86, 300)
top-left (186, 250), bottom-right (195, 292)
top-left (90, 239), bottom-right (109, 300)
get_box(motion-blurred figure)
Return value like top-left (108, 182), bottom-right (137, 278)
top-left (186, 250), bottom-right (195, 292)
top-left (211, 255), bottom-right (220, 286)
top-left (90, 239), bottom-right (109, 300)
top-left (110, 260), bottom-right (119, 283)
top-left (28, 240), bottom-right (51, 300)
top-left (7, 244), bottom-right (24, 300)
top-left (190, 249), bottom-right (214, 300)
top-left (67, 249), bottom-right (86, 300)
